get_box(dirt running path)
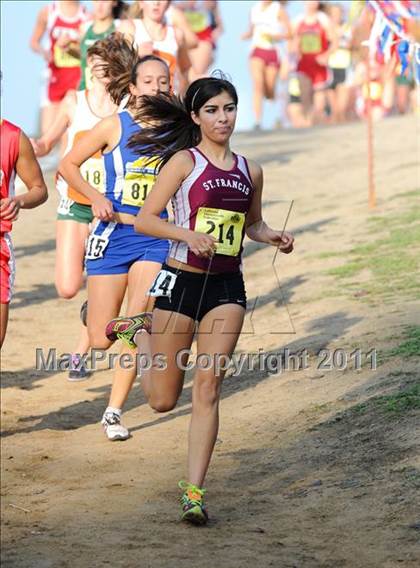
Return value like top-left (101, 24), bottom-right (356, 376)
top-left (1, 115), bottom-right (419, 568)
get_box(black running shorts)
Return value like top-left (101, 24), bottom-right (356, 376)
top-left (330, 67), bottom-right (347, 90)
top-left (153, 263), bottom-right (247, 322)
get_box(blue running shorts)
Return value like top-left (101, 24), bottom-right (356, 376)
top-left (85, 221), bottom-right (169, 275)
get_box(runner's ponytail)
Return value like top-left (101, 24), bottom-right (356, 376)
top-left (87, 33), bottom-right (139, 105)
top-left (129, 76), bottom-right (238, 169)
top-left (129, 93), bottom-right (200, 168)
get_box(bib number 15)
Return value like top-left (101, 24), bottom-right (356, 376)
top-left (85, 234), bottom-right (109, 260)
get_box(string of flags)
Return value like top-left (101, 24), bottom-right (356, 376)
top-left (365, 0), bottom-right (420, 83)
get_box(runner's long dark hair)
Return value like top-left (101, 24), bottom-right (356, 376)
top-left (128, 77), bottom-right (238, 169)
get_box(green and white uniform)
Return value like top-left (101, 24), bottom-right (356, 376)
top-left (79, 22), bottom-right (116, 91)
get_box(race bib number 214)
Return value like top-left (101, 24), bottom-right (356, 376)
top-left (195, 207), bottom-right (245, 257)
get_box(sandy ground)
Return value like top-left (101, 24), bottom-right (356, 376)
top-left (1, 115), bottom-right (419, 568)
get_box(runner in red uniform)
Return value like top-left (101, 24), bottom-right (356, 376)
top-left (0, 121), bottom-right (48, 347)
top-left (30, 1), bottom-right (88, 134)
top-left (179, 0), bottom-right (224, 81)
top-left (293, 1), bottom-right (337, 124)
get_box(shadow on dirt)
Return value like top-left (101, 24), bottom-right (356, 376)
top-left (1, 311), bottom-right (361, 437)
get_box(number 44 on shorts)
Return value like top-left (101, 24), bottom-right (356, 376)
top-left (148, 270), bottom-right (177, 298)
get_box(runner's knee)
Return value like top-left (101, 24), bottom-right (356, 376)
top-left (194, 375), bottom-right (221, 407)
top-left (149, 395), bottom-right (178, 413)
top-left (88, 329), bottom-right (112, 350)
top-left (55, 283), bottom-right (80, 300)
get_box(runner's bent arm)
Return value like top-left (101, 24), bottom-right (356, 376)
top-left (117, 20), bottom-right (154, 56)
top-left (316, 15), bottom-right (339, 65)
top-left (0, 133), bottom-right (48, 221)
top-left (171, 7), bottom-right (199, 49)
top-left (59, 116), bottom-right (120, 221)
top-left (211, 4), bottom-right (224, 42)
top-left (15, 133), bottom-right (48, 208)
top-left (245, 160), bottom-right (294, 253)
top-left (241, 19), bottom-right (253, 41)
top-left (277, 7), bottom-right (292, 41)
top-left (290, 20), bottom-right (301, 56)
top-left (175, 28), bottom-right (192, 92)
top-left (263, 7), bottom-right (292, 42)
top-left (32, 91), bottom-right (77, 156)
top-left (30, 6), bottom-right (49, 61)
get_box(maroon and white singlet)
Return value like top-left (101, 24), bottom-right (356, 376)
top-left (169, 147), bottom-right (255, 272)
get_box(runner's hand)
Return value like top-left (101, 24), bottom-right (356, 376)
top-left (266, 230), bottom-right (294, 253)
top-left (56, 34), bottom-right (72, 48)
top-left (91, 195), bottom-right (114, 222)
top-left (42, 48), bottom-right (51, 63)
top-left (0, 197), bottom-right (21, 221)
top-left (315, 53), bottom-right (329, 66)
top-left (212, 29), bottom-right (222, 42)
top-left (186, 231), bottom-right (217, 258)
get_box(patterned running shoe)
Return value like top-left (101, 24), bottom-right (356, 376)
top-left (68, 354), bottom-right (90, 382)
top-left (80, 300), bottom-right (88, 327)
top-left (105, 312), bottom-right (153, 349)
top-left (179, 480), bottom-right (208, 526)
top-left (101, 411), bottom-right (130, 441)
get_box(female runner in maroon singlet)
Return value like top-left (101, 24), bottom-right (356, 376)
top-left (105, 76), bottom-right (294, 525)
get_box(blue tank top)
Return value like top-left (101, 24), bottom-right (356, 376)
top-left (103, 111), bottom-right (168, 218)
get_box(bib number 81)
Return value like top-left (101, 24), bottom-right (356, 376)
top-left (130, 182), bottom-right (148, 203)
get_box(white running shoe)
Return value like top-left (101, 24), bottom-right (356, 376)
top-left (101, 411), bottom-right (130, 441)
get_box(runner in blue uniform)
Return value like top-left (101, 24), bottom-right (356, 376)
top-left (59, 53), bottom-right (171, 440)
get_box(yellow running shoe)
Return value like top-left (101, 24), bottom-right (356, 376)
top-left (179, 480), bottom-right (208, 526)
top-left (105, 312), bottom-right (152, 349)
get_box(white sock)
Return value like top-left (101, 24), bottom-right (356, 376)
top-left (104, 406), bottom-right (121, 416)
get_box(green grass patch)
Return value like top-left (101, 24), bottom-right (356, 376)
top-left (367, 206), bottom-right (420, 233)
top-left (325, 213), bottom-right (420, 300)
top-left (389, 189), bottom-right (420, 201)
top-left (405, 470), bottom-right (420, 488)
top-left (315, 251), bottom-right (343, 259)
top-left (348, 384), bottom-right (420, 417)
top-left (328, 260), bottom-right (365, 278)
top-left (307, 205), bottom-right (420, 302)
top-left (377, 384), bottom-right (420, 413)
top-left (386, 326), bottom-right (420, 358)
